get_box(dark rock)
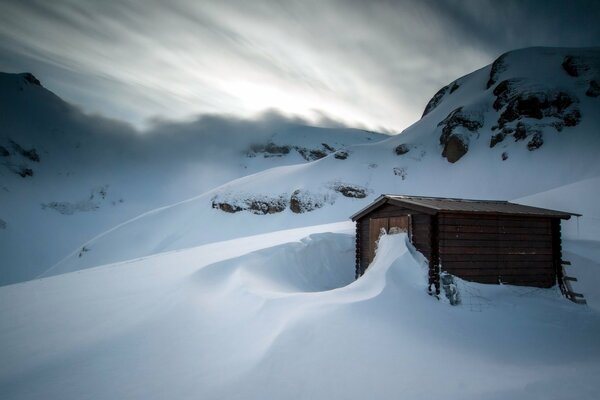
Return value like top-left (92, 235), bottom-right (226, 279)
top-left (487, 53), bottom-right (508, 89)
top-left (493, 79), bottom-right (523, 110)
top-left (0, 145), bottom-right (9, 157)
top-left (501, 152), bottom-right (508, 161)
top-left (564, 109), bottom-right (581, 127)
top-left (394, 144), bottom-right (410, 155)
top-left (334, 150), bottom-right (348, 160)
top-left (586, 80), bottom-right (600, 97)
top-left (450, 81), bottom-right (460, 94)
top-left (496, 86), bottom-right (579, 130)
top-left (438, 107), bottom-right (483, 146)
top-left (490, 132), bottom-right (506, 148)
top-left (321, 143), bottom-right (335, 152)
top-left (289, 189), bottom-right (324, 213)
top-left (296, 147), bottom-right (327, 161)
top-left (393, 167), bottom-right (407, 180)
top-left (527, 132), bottom-right (544, 151)
top-left (333, 183), bottom-right (368, 198)
top-left (422, 84), bottom-right (450, 117)
top-left (248, 199), bottom-right (287, 215)
top-left (0, 218), bottom-right (6, 229)
top-left (212, 195), bottom-right (287, 215)
top-left (514, 123), bottom-right (528, 141)
top-left (10, 140), bottom-right (40, 162)
top-left (442, 134), bottom-right (468, 163)
top-left (562, 55), bottom-right (588, 77)
top-left (18, 167), bottom-right (34, 178)
top-left (22, 73), bottom-right (41, 86)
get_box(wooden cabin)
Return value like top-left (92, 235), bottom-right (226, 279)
top-left (350, 195), bottom-right (581, 300)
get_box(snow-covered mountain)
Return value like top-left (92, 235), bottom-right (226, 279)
top-left (46, 46), bottom-right (600, 276)
top-left (0, 73), bottom-right (385, 285)
top-left (2, 46), bottom-right (600, 400)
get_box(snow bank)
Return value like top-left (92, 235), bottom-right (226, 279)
top-left (2, 229), bottom-right (600, 399)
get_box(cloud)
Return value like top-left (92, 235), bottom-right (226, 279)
top-left (0, 0), bottom-right (598, 132)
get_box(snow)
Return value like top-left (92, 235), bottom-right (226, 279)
top-left (2, 229), bottom-right (600, 399)
top-left (2, 46), bottom-right (600, 399)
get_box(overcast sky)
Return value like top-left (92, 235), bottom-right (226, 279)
top-left (1, 0), bottom-right (599, 132)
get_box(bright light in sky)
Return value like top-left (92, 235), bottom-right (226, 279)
top-left (0, 0), bottom-right (599, 132)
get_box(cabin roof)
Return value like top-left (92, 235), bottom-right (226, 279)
top-left (350, 194), bottom-right (580, 221)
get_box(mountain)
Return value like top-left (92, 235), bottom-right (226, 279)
top-left (46, 46), bottom-right (600, 276)
top-left (0, 73), bottom-right (386, 285)
top-left (2, 47), bottom-right (600, 400)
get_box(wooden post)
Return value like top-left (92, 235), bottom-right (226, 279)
top-left (429, 215), bottom-right (440, 295)
top-left (355, 220), bottom-right (361, 279)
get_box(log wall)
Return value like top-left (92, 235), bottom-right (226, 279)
top-left (437, 213), bottom-right (556, 287)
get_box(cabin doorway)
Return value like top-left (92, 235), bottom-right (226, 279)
top-left (368, 216), bottom-right (410, 263)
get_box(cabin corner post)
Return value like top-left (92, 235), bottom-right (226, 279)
top-left (355, 220), bottom-right (361, 279)
top-left (552, 219), bottom-right (565, 293)
top-left (429, 214), bottom-right (441, 295)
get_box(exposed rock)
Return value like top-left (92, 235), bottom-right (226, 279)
top-left (486, 53), bottom-right (508, 89)
top-left (493, 80), bottom-right (580, 130)
top-left (422, 84), bottom-right (450, 117)
top-left (562, 55), bottom-right (588, 77)
top-left (0, 145), bottom-right (9, 157)
top-left (18, 167), bottom-right (33, 178)
top-left (438, 107), bottom-right (482, 163)
top-left (501, 152), bottom-right (508, 161)
top-left (438, 107), bottom-right (484, 145)
top-left (527, 132), bottom-right (544, 151)
top-left (22, 72), bottom-right (42, 86)
top-left (249, 143), bottom-right (291, 157)
top-left (332, 183), bottom-right (368, 198)
top-left (211, 194), bottom-right (288, 215)
top-left (0, 218), bottom-right (6, 229)
top-left (394, 144), bottom-right (410, 155)
top-left (586, 80), bottom-right (600, 97)
top-left (333, 150), bottom-right (348, 160)
top-left (296, 147), bottom-right (328, 161)
top-left (78, 246), bottom-right (90, 258)
top-left (289, 189), bottom-right (325, 213)
top-left (10, 140), bottom-right (40, 162)
top-left (442, 134), bottom-right (469, 163)
top-left (490, 132), bottom-right (506, 148)
top-left (449, 81), bottom-right (460, 94)
top-left (321, 143), bottom-right (335, 152)
top-left (393, 167), bottom-right (407, 180)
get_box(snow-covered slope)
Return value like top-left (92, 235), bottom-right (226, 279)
top-left (2, 229), bottom-right (599, 399)
top-left (0, 72), bottom-right (386, 285)
top-left (50, 47), bottom-right (600, 276)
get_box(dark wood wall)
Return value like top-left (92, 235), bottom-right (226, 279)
top-left (355, 203), bottom-right (432, 277)
top-left (437, 213), bottom-right (556, 287)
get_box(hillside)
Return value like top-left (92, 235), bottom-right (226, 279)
top-left (47, 46), bottom-right (600, 276)
top-left (0, 72), bottom-right (386, 285)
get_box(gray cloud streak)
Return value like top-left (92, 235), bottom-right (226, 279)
top-left (0, 0), bottom-right (598, 132)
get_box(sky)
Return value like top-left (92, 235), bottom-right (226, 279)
top-left (0, 0), bottom-right (599, 133)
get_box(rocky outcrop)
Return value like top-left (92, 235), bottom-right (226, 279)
top-left (331, 182), bottom-right (368, 198)
top-left (438, 107), bottom-right (483, 163)
top-left (527, 132), bottom-right (544, 151)
top-left (22, 73), bottom-right (42, 86)
top-left (211, 194), bottom-right (288, 215)
top-left (422, 85), bottom-right (450, 117)
top-left (486, 53), bottom-right (508, 89)
top-left (394, 144), bottom-right (410, 155)
top-left (562, 55), bottom-right (588, 77)
top-left (10, 140), bottom-right (40, 162)
top-left (333, 150), bottom-right (348, 160)
top-left (289, 189), bottom-right (326, 213)
top-left (587, 80), bottom-right (600, 97)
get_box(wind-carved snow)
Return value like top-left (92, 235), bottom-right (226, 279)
top-left (2, 229), bottom-right (600, 399)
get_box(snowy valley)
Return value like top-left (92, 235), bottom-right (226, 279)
top-left (1, 46), bottom-right (600, 399)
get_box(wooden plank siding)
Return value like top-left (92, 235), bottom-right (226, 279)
top-left (356, 204), bottom-right (432, 277)
top-left (438, 213), bottom-right (556, 287)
